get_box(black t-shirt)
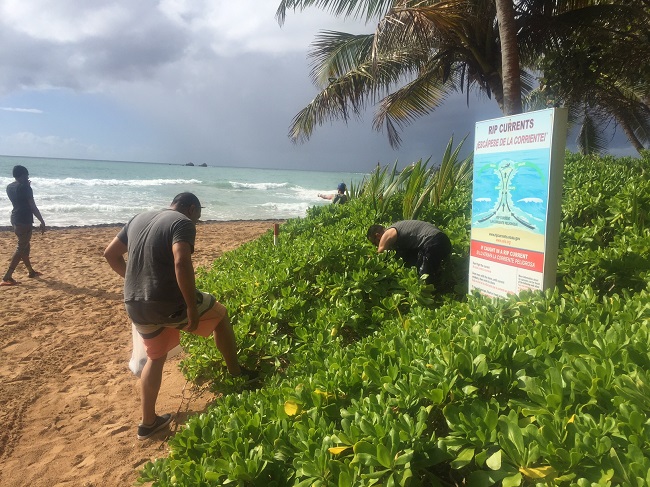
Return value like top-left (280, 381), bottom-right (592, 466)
top-left (389, 220), bottom-right (442, 266)
top-left (6, 181), bottom-right (34, 225)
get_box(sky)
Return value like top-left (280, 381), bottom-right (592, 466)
top-left (0, 0), bottom-right (637, 173)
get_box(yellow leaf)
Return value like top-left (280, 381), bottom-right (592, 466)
top-left (284, 401), bottom-right (301, 416)
top-left (314, 388), bottom-right (333, 399)
top-left (519, 466), bottom-right (556, 479)
top-left (567, 414), bottom-right (575, 424)
top-left (328, 446), bottom-right (351, 455)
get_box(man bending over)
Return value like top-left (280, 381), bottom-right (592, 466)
top-left (104, 192), bottom-right (256, 440)
top-left (367, 220), bottom-right (451, 283)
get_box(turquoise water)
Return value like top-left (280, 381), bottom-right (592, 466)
top-left (0, 155), bottom-right (366, 227)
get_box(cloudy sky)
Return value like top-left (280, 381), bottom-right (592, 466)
top-left (0, 1), bottom-right (636, 173)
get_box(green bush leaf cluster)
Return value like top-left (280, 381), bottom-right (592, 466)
top-left (139, 151), bottom-right (650, 486)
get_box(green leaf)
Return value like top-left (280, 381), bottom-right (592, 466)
top-left (353, 441), bottom-right (375, 455)
top-left (502, 473), bottom-right (523, 487)
top-left (451, 447), bottom-right (475, 469)
top-left (376, 443), bottom-right (393, 468)
top-left (205, 471), bottom-right (221, 481)
top-left (486, 449), bottom-right (502, 470)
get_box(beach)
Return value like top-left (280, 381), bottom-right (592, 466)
top-left (0, 220), bottom-right (277, 487)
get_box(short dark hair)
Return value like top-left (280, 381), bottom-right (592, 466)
top-left (13, 165), bottom-right (28, 178)
top-left (171, 192), bottom-right (201, 209)
top-left (367, 224), bottom-right (385, 240)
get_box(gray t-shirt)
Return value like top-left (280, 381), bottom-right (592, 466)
top-left (6, 181), bottom-right (34, 225)
top-left (389, 220), bottom-right (442, 266)
top-left (117, 209), bottom-right (196, 324)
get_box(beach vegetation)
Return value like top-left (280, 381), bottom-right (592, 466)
top-left (351, 136), bottom-right (472, 221)
top-left (139, 151), bottom-right (650, 486)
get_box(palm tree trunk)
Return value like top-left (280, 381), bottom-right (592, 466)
top-left (495, 0), bottom-right (522, 115)
top-left (617, 115), bottom-right (647, 153)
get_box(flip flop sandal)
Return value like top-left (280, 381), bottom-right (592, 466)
top-left (1, 279), bottom-right (20, 286)
top-left (28, 271), bottom-right (42, 278)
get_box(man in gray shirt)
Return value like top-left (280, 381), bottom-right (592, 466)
top-left (2, 165), bottom-right (46, 286)
top-left (104, 192), bottom-right (255, 440)
top-left (367, 220), bottom-right (451, 283)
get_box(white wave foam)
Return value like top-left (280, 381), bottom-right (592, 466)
top-left (30, 177), bottom-right (202, 187)
top-left (39, 203), bottom-right (156, 213)
top-left (518, 197), bottom-right (543, 204)
top-left (475, 197), bottom-right (491, 202)
top-left (229, 181), bottom-right (289, 190)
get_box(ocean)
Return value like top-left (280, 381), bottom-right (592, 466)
top-left (0, 155), bottom-right (366, 227)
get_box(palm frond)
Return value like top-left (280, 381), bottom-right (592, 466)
top-left (375, 1), bottom-right (468, 55)
top-left (357, 160), bottom-right (404, 218)
top-left (576, 111), bottom-right (607, 155)
top-left (401, 158), bottom-right (433, 220)
top-left (523, 88), bottom-right (553, 112)
top-left (429, 134), bottom-right (471, 206)
top-left (373, 64), bottom-right (457, 147)
top-left (276, 0), bottom-right (393, 25)
top-left (309, 31), bottom-right (375, 86)
top-left (290, 51), bottom-right (431, 143)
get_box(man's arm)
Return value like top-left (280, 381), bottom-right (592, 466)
top-left (377, 227), bottom-right (398, 253)
top-left (103, 237), bottom-right (128, 278)
top-left (172, 241), bottom-right (200, 332)
top-left (28, 197), bottom-right (45, 233)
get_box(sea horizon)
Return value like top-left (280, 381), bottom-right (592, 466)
top-left (0, 153), bottom-right (365, 174)
top-left (0, 155), bottom-right (367, 228)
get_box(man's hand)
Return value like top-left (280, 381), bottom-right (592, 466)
top-left (184, 306), bottom-right (200, 332)
top-left (39, 222), bottom-right (46, 234)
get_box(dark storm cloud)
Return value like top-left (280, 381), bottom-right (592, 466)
top-left (0, 1), bottom-right (191, 92)
top-left (1, 1), bottom-right (635, 168)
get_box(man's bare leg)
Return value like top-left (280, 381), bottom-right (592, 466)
top-left (140, 354), bottom-right (167, 425)
top-left (213, 314), bottom-right (242, 376)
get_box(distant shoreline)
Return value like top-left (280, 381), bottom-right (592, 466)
top-left (0, 218), bottom-right (286, 232)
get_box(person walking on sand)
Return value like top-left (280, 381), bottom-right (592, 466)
top-left (103, 192), bottom-right (257, 440)
top-left (2, 165), bottom-right (46, 286)
top-left (367, 220), bottom-right (451, 283)
top-left (318, 182), bottom-right (349, 205)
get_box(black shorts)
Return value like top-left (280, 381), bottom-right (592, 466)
top-left (417, 232), bottom-right (452, 279)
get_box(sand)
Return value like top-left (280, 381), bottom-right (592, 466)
top-left (0, 220), bottom-right (278, 487)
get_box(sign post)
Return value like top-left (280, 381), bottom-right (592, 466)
top-left (469, 108), bottom-right (568, 298)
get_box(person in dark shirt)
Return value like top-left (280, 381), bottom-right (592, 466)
top-left (367, 220), bottom-right (451, 283)
top-left (2, 165), bottom-right (46, 286)
top-left (103, 192), bottom-right (257, 440)
top-left (318, 182), bottom-right (349, 204)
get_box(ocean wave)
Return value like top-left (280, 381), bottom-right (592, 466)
top-left (29, 177), bottom-right (202, 187)
top-left (517, 197), bottom-right (543, 204)
top-left (475, 197), bottom-right (491, 202)
top-left (259, 201), bottom-right (311, 212)
top-left (229, 181), bottom-right (289, 190)
top-left (39, 203), bottom-right (155, 213)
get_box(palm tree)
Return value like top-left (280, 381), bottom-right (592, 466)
top-left (276, 0), bottom-right (648, 152)
top-left (527, 4), bottom-right (650, 154)
top-left (277, 0), bottom-right (525, 147)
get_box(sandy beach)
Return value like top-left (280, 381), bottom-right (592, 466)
top-left (0, 220), bottom-right (277, 487)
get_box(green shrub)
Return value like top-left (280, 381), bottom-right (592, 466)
top-left (139, 152), bottom-right (650, 486)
